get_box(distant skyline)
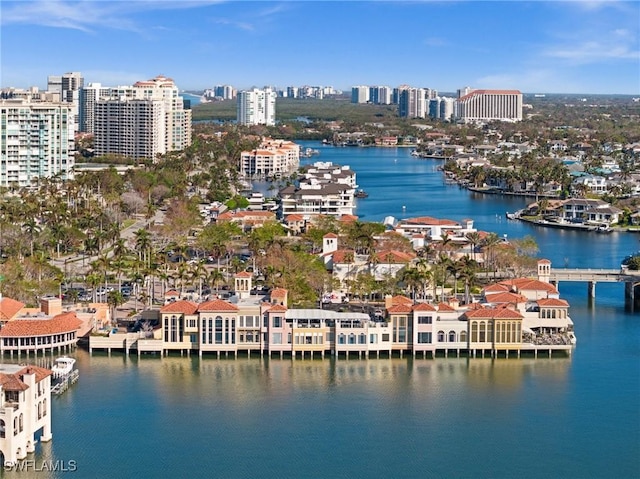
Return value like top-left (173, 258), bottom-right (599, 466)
top-left (1, 1), bottom-right (639, 95)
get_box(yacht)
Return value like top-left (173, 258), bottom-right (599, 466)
top-left (51, 356), bottom-right (76, 379)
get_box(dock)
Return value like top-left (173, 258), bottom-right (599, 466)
top-left (51, 369), bottom-right (79, 395)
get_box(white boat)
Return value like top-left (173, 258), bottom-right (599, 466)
top-left (52, 356), bottom-right (76, 379)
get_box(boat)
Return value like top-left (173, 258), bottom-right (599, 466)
top-left (51, 356), bottom-right (76, 379)
top-left (355, 189), bottom-right (368, 198)
top-left (596, 224), bottom-right (612, 234)
top-left (506, 211), bottom-right (517, 220)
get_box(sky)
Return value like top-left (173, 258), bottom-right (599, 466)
top-left (1, 1), bottom-right (639, 95)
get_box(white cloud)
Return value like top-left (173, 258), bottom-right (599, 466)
top-left (0, 0), bottom-right (223, 33)
top-left (474, 69), bottom-right (580, 93)
top-left (544, 36), bottom-right (639, 63)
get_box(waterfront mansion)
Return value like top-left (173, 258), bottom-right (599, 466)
top-left (90, 261), bottom-right (576, 359)
top-left (0, 364), bottom-right (52, 466)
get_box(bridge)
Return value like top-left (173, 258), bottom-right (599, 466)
top-left (541, 263), bottom-right (640, 302)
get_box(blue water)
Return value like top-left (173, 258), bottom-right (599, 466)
top-left (11, 142), bottom-right (640, 479)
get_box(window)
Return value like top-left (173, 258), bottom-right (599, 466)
top-left (418, 316), bottom-right (432, 324)
top-left (382, 334), bottom-right (390, 342)
top-left (215, 317), bottom-right (223, 344)
top-left (479, 322), bottom-right (486, 342)
top-left (437, 331), bottom-right (445, 342)
top-left (460, 331), bottom-right (467, 343)
top-left (370, 334), bottom-right (377, 344)
top-left (348, 334), bottom-right (356, 344)
top-left (0, 419), bottom-right (4, 438)
top-left (338, 334), bottom-right (346, 345)
top-left (273, 316), bottom-right (281, 328)
top-left (418, 332), bottom-right (432, 344)
top-left (359, 334), bottom-right (366, 344)
top-left (449, 331), bottom-right (456, 343)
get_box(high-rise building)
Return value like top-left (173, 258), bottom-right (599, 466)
top-left (398, 88), bottom-right (428, 119)
top-left (90, 75), bottom-right (192, 161)
top-left (455, 89), bottom-right (523, 123)
top-left (351, 86), bottom-right (369, 104)
top-left (0, 98), bottom-right (75, 188)
top-left (79, 83), bottom-right (111, 133)
top-left (48, 72), bottom-right (84, 133)
top-left (237, 88), bottom-right (276, 126)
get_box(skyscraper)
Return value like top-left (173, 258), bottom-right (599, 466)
top-left (237, 88), bottom-right (276, 126)
top-left (90, 75), bottom-right (192, 161)
top-left (0, 98), bottom-right (75, 188)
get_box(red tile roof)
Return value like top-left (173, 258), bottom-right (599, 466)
top-left (412, 303), bottom-right (437, 312)
top-left (371, 250), bottom-right (415, 264)
top-left (0, 312), bottom-right (82, 337)
top-left (536, 298), bottom-right (569, 307)
top-left (436, 302), bottom-right (456, 312)
top-left (0, 373), bottom-right (29, 392)
top-left (164, 290), bottom-right (180, 296)
top-left (267, 304), bottom-right (288, 313)
top-left (197, 299), bottom-right (239, 312)
top-left (0, 297), bottom-right (26, 321)
top-left (285, 214), bottom-right (304, 222)
top-left (235, 272), bottom-right (252, 278)
top-left (390, 295), bottom-right (413, 305)
top-left (323, 233), bottom-right (338, 238)
top-left (270, 288), bottom-right (288, 298)
top-left (160, 300), bottom-right (199, 314)
top-left (486, 292), bottom-right (528, 304)
top-left (17, 365), bottom-right (52, 383)
top-left (387, 304), bottom-right (412, 314)
top-left (403, 216), bottom-right (459, 226)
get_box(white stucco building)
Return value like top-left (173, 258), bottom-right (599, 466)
top-left (456, 89), bottom-right (523, 123)
top-left (237, 87), bottom-right (276, 126)
top-left (0, 98), bottom-right (75, 188)
top-left (0, 364), bottom-right (52, 466)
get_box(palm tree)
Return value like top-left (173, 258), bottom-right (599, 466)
top-left (465, 231), bottom-right (482, 261)
top-left (22, 218), bottom-right (41, 257)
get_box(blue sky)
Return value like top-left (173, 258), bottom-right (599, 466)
top-left (1, 1), bottom-right (639, 94)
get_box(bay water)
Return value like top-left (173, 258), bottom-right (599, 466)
top-left (6, 142), bottom-right (639, 478)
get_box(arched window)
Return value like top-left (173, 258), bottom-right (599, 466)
top-left (479, 322), bottom-right (486, 342)
top-left (13, 418), bottom-right (17, 436)
top-left (552, 309), bottom-right (556, 319)
top-left (348, 334), bottom-right (356, 345)
top-left (38, 403), bottom-right (42, 420)
top-left (471, 322), bottom-right (478, 342)
top-left (0, 419), bottom-right (5, 438)
top-left (338, 334), bottom-right (345, 345)
top-left (19, 413), bottom-right (23, 432)
top-left (460, 331), bottom-right (467, 343)
top-left (43, 398), bottom-right (47, 417)
top-left (449, 331), bottom-right (456, 343)
top-left (437, 331), bottom-right (445, 342)
top-left (359, 333), bottom-right (366, 344)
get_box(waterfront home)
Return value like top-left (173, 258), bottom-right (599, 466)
top-left (573, 174), bottom-right (609, 195)
top-left (90, 267), bottom-right (576, 359)
top-left (0, 297), bottom-right (85, 357)
top-left (0, 364), bottom-right (52, 466)
top-left (393, 216), bottom-right (476, 243)
top-left (558, 198), bottom-right (621, 225)
top-left (279, 162), bottom-right (358, 219)
top-left (239, 139), bottom-right (300, 179)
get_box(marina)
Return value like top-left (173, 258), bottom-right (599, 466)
top-left (7, 142), bottom-right (639, 478)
